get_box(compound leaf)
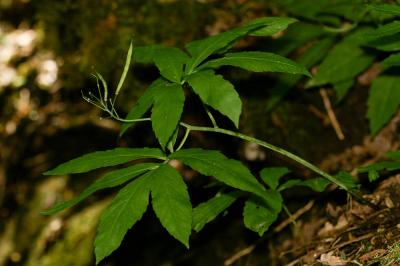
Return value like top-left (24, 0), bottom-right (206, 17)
top-left (94, 173), bottom-right (152, 264)
top-left (151, 83), bottom-right (185, 148)
top-left (243, 190), bottom-right (282, 236)
top-left (186, 70), bottom-right (242, 127)
top-left (150, 164), bottom-right (192, 247)
top-left (153, 47), bottom-right (189, 83)
top-left (201, 52), bottom-right (310, 76)
top-left (42, 163), bottom-right (159, 215)
top-left (170, 149), bottom-right (267, 199)
top-left (192, 192), bottom-right (240, 232)
top-left (44, 148), bottom-right (165, 175)
top-left (367, 75), bottom-right (400, 134)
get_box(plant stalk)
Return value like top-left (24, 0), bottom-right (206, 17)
top-left (179, 122), bottom-right (375, 208)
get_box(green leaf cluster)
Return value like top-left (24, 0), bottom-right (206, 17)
top-left (267, 1), bottom-right (400, 135)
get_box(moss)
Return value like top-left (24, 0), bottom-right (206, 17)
top-left (26, 199), bottom-right (109, 266)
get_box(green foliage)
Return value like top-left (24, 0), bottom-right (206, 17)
top-left (266, 0), bottom-right (400, 135)
top-left (94, 174), bottom-right (152, 264)
top-left (367, 75), bottom-right (400, 134)
top-left (150, 164), bottom-right (192, 247)
top-left (151, 83), bottom-right (184, 148)
top-left (170, 149), bottom-right (267, 199)
top-left (243, 192), bottom-right (282, 236)
top-left (186, 70), bottom-right (241, 127)
top-left (44, 148), bottom-right (165, 175)
top-left (192, 192), bottom-right (240, 232)
top-left (43, 10), bottom-right (400, 263)
top-left (41, 163), bottom-right (159, 215)
top-left (201, 52), bottom-right (310, 76)
top-left (357, 151), bottom-right (400, 181)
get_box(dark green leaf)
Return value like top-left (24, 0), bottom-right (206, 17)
top-left (386, 151), bottom-right (400, 160)
top-left (367, 75), bottom-right (400, 134)
top-left (186, 70), bottom-right (242, 127)
top-left (120, 78), bottom-right (166, 137)
top-left (44, 148), bottom-right (165, 175)
top-left (334, 79), bottom-right (354, 103)
top-left (133, 45), bottom-right (164, 63)
top-left (247, 17), bottom-right (298, 36)
top-left (170, 149), bottom-right (267, 199)
top-left (382, 53), bottom-right (400, 66)
top-left (94, 173), bottom-right (151, 264)
top-left (150, 164), bottom-right (192, 247)
top-left (42, 163), bottom-right (159, 215)
top-left (192, 192), bottom-right (240, 232)
top-left (357, 161), bottom-right (400, 173)
top-left (366, 33), bottom-right (400, 51)
top-left (334, 171), bottom-right (358, 190)
top-left (274, 0), bottom-right (329, 21)
top-left (201, 52), bottom-right (310, 76)
top-left (266, 37), bottom-right (334, 111)
top-left (278, 177), bottom-right (330, 192)
top-left (300, 178), bottom-right (330, 192)
top-left (153, 47), bottom-right (189, 83)
top-left (308, 31), bottom-right (376, 87)
top-left (278, 179), bottom-right (302, 191)
top-left (260, 167), bottom-right (290, 190)
top-left (151, 83), bottom-right (185, 148)
top-left (264, 22), bottom-right (326, 56)
top-left (368, 4), bottom-right (400, 16)
top-left (167, 126), bottom-right (179, 153)
top-left (243, 190), bottom-right (282, 236)
top-left (361, 21), bottom-right (400, 42)
top-left (185, 23), bottom-right (264, 73)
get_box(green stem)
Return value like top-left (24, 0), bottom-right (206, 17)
top-left (179, 122), bottom-right (373, 207)
top-left (282, 205), bottom-right (297, 228)
top-left (177, 128), bottom-right (190, 151)
top-left (203, 104), bottom-right (219, 128)
top-left (112, 116), bottom-right (151, 123)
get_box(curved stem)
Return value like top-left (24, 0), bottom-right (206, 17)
top-left (177, 128), bottom-right (190, 151)
top-left (203, 104), bottom-right (218, 128)
top-left (179, 122), bottom-right (374, 207)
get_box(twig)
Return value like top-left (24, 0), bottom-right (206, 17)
top-left (319, 88), bottom-right (345, 140)
top-left (224, 244), bottom-right (256, 266)
top-left (274, 200), bottom-right (315, 233)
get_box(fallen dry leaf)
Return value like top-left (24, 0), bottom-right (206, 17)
top-left (319, 251), bottom-right (348, 266)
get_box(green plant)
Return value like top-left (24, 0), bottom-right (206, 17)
top-left (43, 16), bottom-right (372, 264)
top-left (266, 0), bottom-right (400, 135)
